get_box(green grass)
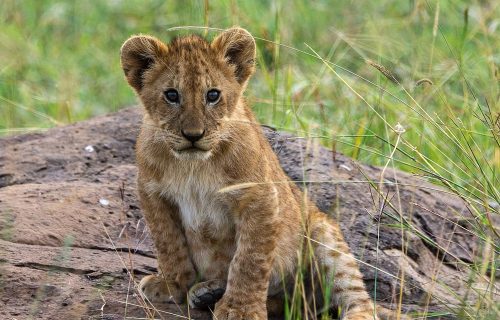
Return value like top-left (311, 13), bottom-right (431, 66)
top-left (1, 0), bottom-right (499, 319)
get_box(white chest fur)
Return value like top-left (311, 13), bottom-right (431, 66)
top-left (144, 165), bottom-right (232, 234)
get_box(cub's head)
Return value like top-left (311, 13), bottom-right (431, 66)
top-left (120, 28), bottom-right (256, 160)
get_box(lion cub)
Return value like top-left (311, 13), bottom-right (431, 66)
top-left (121, 28), bottom-right (379, 320)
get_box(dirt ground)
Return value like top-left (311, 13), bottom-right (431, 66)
top-left (0, 107), bottom-right (487, 319)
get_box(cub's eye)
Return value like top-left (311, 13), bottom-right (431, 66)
top-left (206, 89), bottom-right (221, 104)
top-left (163, 89), bottom-right (180, 104)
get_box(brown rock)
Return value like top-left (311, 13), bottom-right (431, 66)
top-left (0, 107), bottom-right (488, 319)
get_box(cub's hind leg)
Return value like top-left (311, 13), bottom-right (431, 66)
top-left (309, 211), bottom-right (377, 320)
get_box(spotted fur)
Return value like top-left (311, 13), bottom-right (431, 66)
top-left (121, 27), bottom-right (387, 320)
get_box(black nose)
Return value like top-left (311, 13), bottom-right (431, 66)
top-left (181, 129), bottom-right (205, 143)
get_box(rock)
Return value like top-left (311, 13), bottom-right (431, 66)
top-left (0, 107), bottom-right (489, 319)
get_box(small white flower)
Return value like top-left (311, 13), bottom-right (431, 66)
top-left (85, 145), bottom-right (95, 153)
top-left (394, 123), bottom-right (406, 134)
top-left (99, 198), bottom-right (110, 206)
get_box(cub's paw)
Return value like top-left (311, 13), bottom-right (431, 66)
top-left (188, 279), bottom-right (226, 309)
top-left (213, 298), bottom-right (266, 320)
top-left (138, 274), bottom-right (186, 304)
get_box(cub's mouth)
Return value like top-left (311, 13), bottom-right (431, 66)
top-left (171, 145), bottom-right (212, 160)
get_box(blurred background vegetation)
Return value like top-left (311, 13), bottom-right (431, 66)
top-left (1, 1), bottom-right (498, 318)
top-left (1, 0), bottom-right (498, 194)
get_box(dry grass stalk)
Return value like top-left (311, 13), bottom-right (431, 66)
top-left (365, 59), bottom-right (399, 84)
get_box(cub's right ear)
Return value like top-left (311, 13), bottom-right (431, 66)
top-left (120, 35), bottom-right (167, 92)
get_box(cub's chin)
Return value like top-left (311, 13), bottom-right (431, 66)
top-left (170, 148), bottom-right (213, 161)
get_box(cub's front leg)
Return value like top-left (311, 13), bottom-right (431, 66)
top-left (137, 185), bottom-right (196, 304)
top-left (214, 185), bottom-right (279, 320)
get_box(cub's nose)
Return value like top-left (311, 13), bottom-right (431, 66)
top-left (181, 129), bottom-right (205, 143)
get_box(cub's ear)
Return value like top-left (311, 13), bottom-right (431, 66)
top-left (120, 35), bottom-right (168, 92)
top-left (211, 27), bottom-right (256, 85)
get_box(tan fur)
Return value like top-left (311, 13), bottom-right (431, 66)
top-left (120, 27), bottom-right (395, 320)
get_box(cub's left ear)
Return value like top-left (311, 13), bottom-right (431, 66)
top-left (120, 35), bottom-right (168, 92)
top-left (211, 27), bottom-right (256, 85)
